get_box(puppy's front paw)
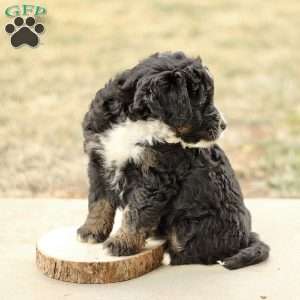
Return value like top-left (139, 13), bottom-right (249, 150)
top-left (103, 230), bottom-right (145, 256)
top-left (77, 200), bottom-right (115, 244)
top-left (77, 223), bottom-right (110, 244)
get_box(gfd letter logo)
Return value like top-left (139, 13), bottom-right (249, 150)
top-left (4, 4), bottom-right (47, 48)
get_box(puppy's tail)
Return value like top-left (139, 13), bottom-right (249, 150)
top-left (219, 232), bottom-right (270, 270)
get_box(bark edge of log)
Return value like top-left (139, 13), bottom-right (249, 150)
top-left (36, 242), bottom-right (165, 284)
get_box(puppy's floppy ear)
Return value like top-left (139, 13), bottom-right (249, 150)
top-left (128, 76), bottom-right (153, 120)
top-left (184, 58), bottom-right (214, 100)
top-left (129, 70), bottom-right (194, 125)
top-left (129, 74), bottom-right (167, 121)
top-left (202, 65), bottom-right (214, 99)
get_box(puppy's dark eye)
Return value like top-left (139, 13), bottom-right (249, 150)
top-left (202, 103), bottom-right (217, 117)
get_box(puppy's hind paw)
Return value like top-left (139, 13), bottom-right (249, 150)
top-left (103, 235), bottom-right (139, 256)
top-left (103, 230), bottom-right (145, 256)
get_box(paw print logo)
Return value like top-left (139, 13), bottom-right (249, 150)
top-left (5, 16), bottom-right (44, 48)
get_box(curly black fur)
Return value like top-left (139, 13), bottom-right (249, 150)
top-left (77, 51), bottom-right (270, 269)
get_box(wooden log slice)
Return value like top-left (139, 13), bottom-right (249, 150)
top-left (36, 226), bottom-right (165, 284)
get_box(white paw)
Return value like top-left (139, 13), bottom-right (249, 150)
top-left (76, 232), bottom-right (98, 244)
top-left (162, 253), bottom-right (171, 265)
top-left (87, 236), bottom-right (98, 244)
top-left (76, 232), bottom-right (85, 243)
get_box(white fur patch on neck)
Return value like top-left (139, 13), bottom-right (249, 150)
top-left (100, 119), bottom-right (174, 170)
top-left (99, 118), bottom-right (216, 170)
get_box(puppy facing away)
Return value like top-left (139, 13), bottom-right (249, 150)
top-left (77, 51), bottom-right (270, 269)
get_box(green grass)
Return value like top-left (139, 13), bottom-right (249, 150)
top-left (0, 0), bottom-right (299, 197)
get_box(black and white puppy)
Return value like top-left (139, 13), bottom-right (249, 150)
top-left (77, 52), bottom-right (270, 269)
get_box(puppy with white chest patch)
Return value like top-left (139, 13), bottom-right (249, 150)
top-left (77, 51), bottom-right (270, 269)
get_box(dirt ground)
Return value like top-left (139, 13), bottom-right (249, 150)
top-left (0, 0), bottom-right (299, 198)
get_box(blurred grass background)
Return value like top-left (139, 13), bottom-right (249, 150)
top-left (0, 0), bottom-right (299, 198)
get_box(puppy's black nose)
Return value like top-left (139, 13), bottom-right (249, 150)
top-left (220, 121), bottom-right (227, 131)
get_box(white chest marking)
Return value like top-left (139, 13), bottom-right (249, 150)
top-left (98, 118), bottom-right (217, 176)
top-left (99, 119), bottom-right (175, 170)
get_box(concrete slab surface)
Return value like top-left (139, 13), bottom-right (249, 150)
top-left (0, 198), bottom-right (299, 300)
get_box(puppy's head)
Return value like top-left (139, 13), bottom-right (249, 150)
top-left (127, 52), bottom-right (226, 148)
